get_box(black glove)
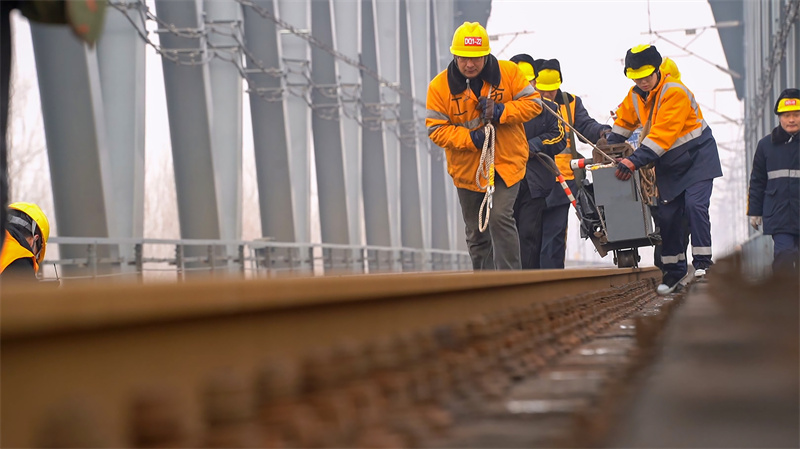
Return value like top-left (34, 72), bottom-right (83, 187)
top-left (477, 96), bottom-right (505, 123)
top-left (470, 129), bottom-right (486, 149)
top-left (528, 138), bottom-right (543, 155)
top-left (615, 158), bottom-right (635, 181)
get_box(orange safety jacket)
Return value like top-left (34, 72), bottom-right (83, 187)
top-left (555, 99), bottom-right (577, 180)
top-left (609, 73), bottom-right (722, 201)
top-left (0, 230), bottom-right (39, 274)
top-left (611, 73), bottom-right (707, 160)
top-left (426, 55), bottom-right (542, 191)
top-left (551, 92), bottom-right (610, 181)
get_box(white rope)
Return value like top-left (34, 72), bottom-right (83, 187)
top-left (476, 122), bottom-right (496, 233)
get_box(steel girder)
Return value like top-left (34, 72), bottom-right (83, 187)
top-left (205, 0), bottom-right (244, 268)
top-left (96, 5), bottom-right (146, 270)
top-left (205, 0), bottom-right (244, 240)
top-left (428, 0), bottom-right (452, 252)
top-left (398, 0), bottom-right (425, 251)
top-left (154, 0), bottom-right (222, 243)
top-left (276, 0), bottom-right (312, 244)
top-left (331, 0), bottom-right (365, 248)
top-left (432, 0), bottom-right (465, 252)
top-left (310, 0), bottom-right (351, 246)
top-left (360, 0), bottom-right (394, 252)
top-left (242, 0), bottom-right (294, 242)
top-left (29, 22), bottom-right (118, 274)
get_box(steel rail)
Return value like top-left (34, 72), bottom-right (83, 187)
top-left (1, 268), bottom-right (658, 447)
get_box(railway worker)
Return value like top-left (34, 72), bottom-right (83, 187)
top-left (648, 56), bottom-right (686, 273)
top-left (606, 44), bottom-right (722, 295)
top-left (426, 22), bottom-right (541, 270)
top-left (532, 58), bottom-right (612, 269)
top-left (508, 53), bottom-right (566, 269)
top-left (747, 88), bottom-right (800, 274)
top-left (1, 202), bottom-right (50, 282)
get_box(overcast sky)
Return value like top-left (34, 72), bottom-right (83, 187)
top-left (9, 0), bottom-right (747, 265)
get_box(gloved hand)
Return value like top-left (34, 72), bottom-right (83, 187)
top-left (749, 216), bottom-right (762, 230)
top-left (528, 138), bottom-right (543, 155)
top-left (470, 128), bottom-right (486, 149)
top-left (615, 158), bottom-right (635, 181)
top-left (478, 96), bottom-right (505, 123)
top-left (596, 128), bottom-right (611, 146)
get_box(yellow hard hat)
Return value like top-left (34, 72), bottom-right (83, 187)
top-left (517, 61), bottom-right (535, 81)
top-left (660, 57), bottom-right (681, 82)
top-left (8, 202), bottom-right (50, 263)
top-left (625, 44), bottom-right (662, 80)
top-left (450, 22), bottom-right (490, 57)
top-left (775, 88), bottom-right (800, 114)
top-left (536, 68), bottom-right (561, 91)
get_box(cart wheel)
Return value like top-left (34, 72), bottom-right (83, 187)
top-left (615, 248), bottom-right (640, 268)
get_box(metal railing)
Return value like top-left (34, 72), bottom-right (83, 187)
top-left (39, 237), bottom-right (472, 282)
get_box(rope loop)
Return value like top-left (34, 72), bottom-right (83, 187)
top-left (477, 122), bottom-right (496, 233)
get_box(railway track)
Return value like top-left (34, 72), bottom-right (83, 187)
top-left (2, 268), bottom-right (676, 447)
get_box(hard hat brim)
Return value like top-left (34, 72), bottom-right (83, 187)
top-left (536, 81), bottom-right (561, 91)
top-left (451, 47), bottom-right (491, 57)
top-left (626, 65), bottom-right (656, 80)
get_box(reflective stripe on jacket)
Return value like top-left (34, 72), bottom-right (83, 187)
top-left (610, 74), bottom-right (722, 201)
top-left (426, 56), bottom-right (541, 191)
top-left (747, 126), bottom-right (800, 235)
top-left (0, 230), bottom-right (39, 274)
top-left (611, 74), bottom-right (708, 154)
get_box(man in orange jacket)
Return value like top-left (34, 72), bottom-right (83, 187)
top-left (426, 22), bottom-right (541, 270)
top-left (606, 45), bottom-right (722, 294)
top-left (1, 202), bottom-right (50, 282)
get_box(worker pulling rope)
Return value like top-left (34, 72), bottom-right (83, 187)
top-left (476, 122), bottom-right (497, 232)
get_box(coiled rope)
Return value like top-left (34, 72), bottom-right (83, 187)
top-left (476, 122), bottom-right (496, 233)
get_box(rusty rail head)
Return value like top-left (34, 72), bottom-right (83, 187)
top-left (1, 268), bottom-right (658, 339)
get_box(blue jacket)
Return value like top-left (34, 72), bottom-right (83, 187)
top-left (523, 99), bottom-right (566, 199)
top-left (747, 126), bottom-right (800, 235)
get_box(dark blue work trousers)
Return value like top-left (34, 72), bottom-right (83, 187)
top-left (659, 179), bottom-right (714, 283)
top-left (514, 180), bottom-right (547, 269)
top-left (540, 203), bottom-right (570, 269)
top-left (773, 233), bottom-right (799, 274)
